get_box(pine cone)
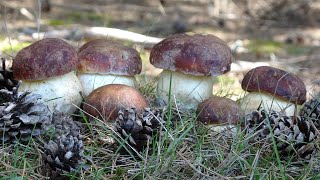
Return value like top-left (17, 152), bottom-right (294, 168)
top-left (45, 112), bottom-right (83, 140)
top-left (0, 85), bottom-right (51, 143)
top-left (300, 98), bottom-right (320, 129)
top-left (44, 134), bottom-right (85, 172)
top-left (43, 112), bottom-right (87, 173)
top-left (245, 107), bottom-right (318, 159)
top-left (0, 58), bottom-right (19, 91)
top-left (114, 107), bottom-right (165, 151)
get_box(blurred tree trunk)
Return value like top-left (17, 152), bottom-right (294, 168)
top-left (39, 0), bottom-right (51, 12)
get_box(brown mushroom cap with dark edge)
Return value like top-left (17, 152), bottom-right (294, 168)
top-left (241, 66), bottom-right (306, 105)
top-left (13, 38), bottom-right (79, 80)
top-left (77, 39), bottom-right (142, 75)
top-left (150, 33), bottom-right (232, 76)
top-left (83, 84), bottom-right (149, 121)
top-left (196, 96), bottom-right (243, 125)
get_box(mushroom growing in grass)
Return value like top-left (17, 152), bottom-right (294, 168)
top-left (240, 66), bottom-right (306, 116)
top-left (83, 84), bottom-right (149, 122)
top-left (150, 33), bottom-right (232, 108)
top-left (77, 39), bottom-right (142, 98)
top-left (196, 96), bottom-right (243, 134)
top-left (12, 38), bottom-right (82, 114)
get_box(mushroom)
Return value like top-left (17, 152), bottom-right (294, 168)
top-left (83, 84), bottom-right (149, 122)
top-left (196, 96), bottom-right (243, 133)
top-left (150, 33), bottom-right (232, 107)
top-left (240, 66), bottom-right (306, 116)
top-left (77, 39), bottom-right (142, 98)
top-left (12, 38), bottom-right (82, 114)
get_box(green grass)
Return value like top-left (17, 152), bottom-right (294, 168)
top-left (248, 40), bottom-right (283, 54)
top-left (0, 42), bottom-right (31, 56)
top-left (46, 19), bottom-right (67, 26)
top-left (0, 38), bottom-right (319, 179)
top-left (45, 12), bottom-right (112, 27)
top-left (246, 39), bottom-right (315, 56)
top-left (1, 79), bottom-right (319, 179)
top-left (1, 111), bottom-right (319, 179)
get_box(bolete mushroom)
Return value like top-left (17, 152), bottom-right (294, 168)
top-left (83, 84), bottom-right (149, 122)
top-left (150, 33), bottom-right (232, 107)
top-left (77, 39), bottom-right (142, 98)
top-left (196, 96), bottom-right (243, 133)
top-left (240, 66), bottom-right (306, 116)
top-left (12, 38), bottom-right (82, 114)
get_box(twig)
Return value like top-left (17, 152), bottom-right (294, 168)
top-left (231, 60), bottom-right (273, 72)
top-left (83, 27), bottom-right (163, 44)
top-left (30, 27), bottom-right (163, 47)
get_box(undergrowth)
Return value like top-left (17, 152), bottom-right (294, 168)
top-left (0, 81), bottom-right (319, 179)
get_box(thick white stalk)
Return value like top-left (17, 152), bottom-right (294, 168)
top-left (77, 73), bottom-right (137, 98)
top-left (19, 72), bottom-right (82, 114)
top-left (240, 92), bottom-right (296, 116)
top-left (157, 70), bottom-right (213, 107)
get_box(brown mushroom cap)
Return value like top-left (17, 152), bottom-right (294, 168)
top-left (83, 84), bottom-right (149, 121)
top-left (13, 38), bottom-right (78, 80)
top-left (241, 66), bottom-right (306, 105)
top-left (77, 39), bottom-right (142, 75)
top-left (150, 33), bottom-right (232, 76)
top-left (196, 96), bottom-right (243, 125)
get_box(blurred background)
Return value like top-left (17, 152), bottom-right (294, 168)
top-left (0, 0), bottom-right (319, 99)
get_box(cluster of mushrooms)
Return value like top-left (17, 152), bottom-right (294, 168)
top-left (12, 33), bottom-right (308, 137)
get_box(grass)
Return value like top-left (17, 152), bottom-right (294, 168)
top-left (0, 41), bottom-right (31, 56)
top-left (246, 39), bottom-right (315, 56)
top-left (1, 79), bottom-right (319, 179)
top-left (45, 12), bottom-right (111, 27)
top-left (0, 12), bottom-right (319, 178)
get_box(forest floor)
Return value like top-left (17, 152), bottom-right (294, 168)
top-left (0, 0), bottom-right (320, 179)
top-left (1, 0), bottom-right (319, 98)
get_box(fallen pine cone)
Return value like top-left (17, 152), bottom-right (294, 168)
top-left (43, 112), bottom-right (88, 175)
top-left (0, 83), bottom-right (51, 143)
top-left (45, 134), bottom-right (85, 172)
top-left (245, 107), bottom-right (318, 159)
top-left (300, 98), bottom-right (320, 129)
top-left (113, 107), bottom-right (165, 151)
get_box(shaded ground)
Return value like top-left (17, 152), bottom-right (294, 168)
top-left (1, 0), bottom-right (319, 100)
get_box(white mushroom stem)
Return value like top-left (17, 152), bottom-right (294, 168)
top-left (77, 73), bottom-right (137, 98)
top-left (19, 72), bottom-right (82, 114)
top-left (157, 70), bottom-right (214, 107)
top-left (240, 92), bottom-right (296, 116)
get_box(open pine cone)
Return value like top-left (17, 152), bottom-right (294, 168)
top-left (43, 112), bottom-right (87, 173)
top-left (114, 107), bottom-right (165, 151)
top-left (45, 134), bottom-right (85, 172)
top-left (0, 84), bottom-right (51, 143)
top-left (300, 98), bottom-right (320, 129)
top-left (245, 107), bottom-right (318, 159)
top-left (44, 112), bottom-right (83, 140)
top-left (0, 58), bottom-right (18, 90)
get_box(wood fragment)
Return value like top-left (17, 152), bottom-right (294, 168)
top-left (31, 27), bottom-right (163, 47)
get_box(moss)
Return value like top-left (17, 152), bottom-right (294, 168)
top-left (45, 12), bottom-right (112, 26)
top-left (247, 39), bottom-right (314, 56)
top-left (46, 19), bottom-right (67, 26)
top-left (247, 40), bottom-right (283, 54)
top-left (0, 35), bottom-right (6, 41)
top-left (284, 44), bottom-right (313, 56)
top-left (66, 12), bottom-right (111, 26)
top-left (138, 48), bottom-right (149, 64)
top-left (1, 42), bottom-right (31, 55)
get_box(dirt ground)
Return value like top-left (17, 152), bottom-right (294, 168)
top-left (1, 0), bottom-right (319, 98)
